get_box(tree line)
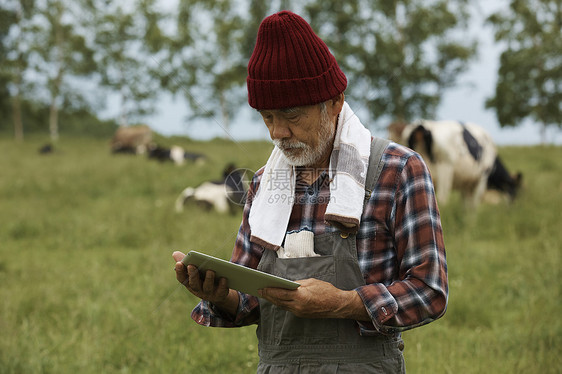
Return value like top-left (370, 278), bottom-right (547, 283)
top-left (1, 0), bottom-right (559, 142)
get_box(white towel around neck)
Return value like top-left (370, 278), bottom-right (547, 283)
top-left (248, 102), bottom-right (372, 250)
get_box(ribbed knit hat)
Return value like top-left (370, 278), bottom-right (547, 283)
top-left (247, 11), bottom-right (347, 110)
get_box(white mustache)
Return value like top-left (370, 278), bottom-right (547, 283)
top-left (273, 139), bottom-right (308, 150)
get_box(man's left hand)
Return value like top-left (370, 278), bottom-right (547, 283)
top-left (258, 278), bottom-right (370, 321)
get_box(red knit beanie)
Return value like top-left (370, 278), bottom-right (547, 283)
top-left (247, 11), bottom-right (347, 110)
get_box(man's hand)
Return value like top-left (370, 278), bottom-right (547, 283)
top-left (172, 251), bottom-right (239, 315)
top-left (258, 278), bottom-right (371, 321)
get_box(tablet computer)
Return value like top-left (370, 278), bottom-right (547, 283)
top-left (181, 250), bottom-right (300, 297)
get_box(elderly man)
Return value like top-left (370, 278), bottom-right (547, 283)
top-left (173, 10), bottom-right (447, 373)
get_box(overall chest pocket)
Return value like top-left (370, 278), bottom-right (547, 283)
top-left (258, 255), bottom-right (338, 345)
top-left (271, 255), bottom-right (335, 281)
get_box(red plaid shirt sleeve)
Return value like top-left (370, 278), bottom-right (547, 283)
top-left (355, 146), bottom-right (448, 334)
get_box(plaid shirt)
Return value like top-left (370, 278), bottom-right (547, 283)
top-left (191, 142), bottom-right (448, 335)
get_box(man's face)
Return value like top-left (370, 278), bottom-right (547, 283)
top-left (259, 103), bottom-right (335, 167)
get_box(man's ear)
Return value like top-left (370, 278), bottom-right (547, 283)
top-left (328, 93), bottom-right (345, 117)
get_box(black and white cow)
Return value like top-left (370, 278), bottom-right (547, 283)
top-left (388, 120), bottom-right (522, 208)
top-left (175, 164), bottom-right (249, 214)
top-left (147, 144), bottom-right (206, 166)
top-left (486, 156), bottom-right (523, 203)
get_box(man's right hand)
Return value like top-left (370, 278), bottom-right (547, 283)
top-left (172, 251), bottom-right (239, 315)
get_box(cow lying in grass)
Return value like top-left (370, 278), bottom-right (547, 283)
top-left (175, 164), bottom-right (248, 214)
top-left (147, 144), bottom-right (206, 166)
top-left (388, 120), bottom-right (522, 208)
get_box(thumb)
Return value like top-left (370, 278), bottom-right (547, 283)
top-left (172, 251), bottom-right (186, 262)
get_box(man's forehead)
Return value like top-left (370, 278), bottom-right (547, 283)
top-left (280, 107), bottom-right (300, 113)
top-left (258, 106), bottom-right (311, 114)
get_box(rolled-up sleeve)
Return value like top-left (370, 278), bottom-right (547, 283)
top-left (191, 292), bottom-right (260, 327)
top-left (355, 150), bottom-right (448, 334)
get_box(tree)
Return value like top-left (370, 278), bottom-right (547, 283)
top-left (29, 0), bottom-right (96, 141)
top-left (164, 0), bottom-right (273, 137)
top-left (486, 0), bottom-right (562, 143)
top-left (87, 0), bottom-right (166, 127)
top-left (161, 0), bottom-right (476, 135)
top-left (171, 0), bottom-right (243, 136)
top-left (302, 0), bottom-right (477, 127)
top-left (0, 0), bottom-right (36, 141)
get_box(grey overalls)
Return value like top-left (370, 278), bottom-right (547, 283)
top-left (255, 138), bottom-right (406, 373)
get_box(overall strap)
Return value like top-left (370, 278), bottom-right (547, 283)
top-left (364, 137), bottom-right (391, 199)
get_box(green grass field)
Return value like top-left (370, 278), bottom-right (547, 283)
top-left (1, 135), bottom-right (560, 373)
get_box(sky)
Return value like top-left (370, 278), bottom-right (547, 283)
top-left (123, 1), bottom-right (561, 146)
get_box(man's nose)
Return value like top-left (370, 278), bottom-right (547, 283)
top-left (270, 121), bottom-right (292, 140)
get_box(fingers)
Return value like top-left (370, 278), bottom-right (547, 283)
top-left (217, 277), bottom-right (229, 293)
top-left (259, 287), bottom-right (295, 302)
top-left (172, 251), bottom-right (203, 292)
top-left (171, 256), bottom-right (229, 304)
top-left (187, 265), bottom-right (202, 291)
top-left (172, 251), bottom-right (188, 285)
top-left (174, 261), bottom-right (188, 285)
top-left (202, 270), bottom-right (216, 294)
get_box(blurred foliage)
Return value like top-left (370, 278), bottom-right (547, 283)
top-left (85, 0), bottom-right (166, 127)
top-left (29, 0), bottom-right (98, 140)
top-left (486, 0), bottom-right (562, 136)
top-left (163, 0), bottom-right (264, 134)
top-left (2, 0), bottom-right (558, 142)
top-left (303, 0), bottom-right (477, 126)
top-left (0, 0), bottom-right (36, 141)
top-left (1, 0), bottom-right (477, 140)
top-left (166, 0), bottom-right (476, 132)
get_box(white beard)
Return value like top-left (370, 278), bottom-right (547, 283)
top-left (273, 108), bottom-right (335, 167)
